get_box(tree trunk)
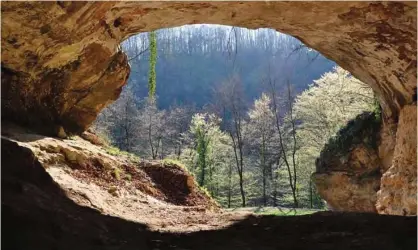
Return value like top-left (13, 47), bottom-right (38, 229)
top-left (230, 132), bottom-right (246, 207)
top-left (227, 163), bottom-right (232, 208)
top-left (309, 178), bottom-right (313, 209)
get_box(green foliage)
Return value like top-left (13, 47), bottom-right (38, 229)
top-left (255, 207), bottom-right (321, 216)
top-left (189, 113), bottom-right (223, 187)
top-left (148, 31), bottom-right (157, 100)
top-left (105, 146), bottom-right (140, 163)
top-left (124, 173), bottom-right (132, 181)
top-left (372, 96), bottom-right (382, 120)
top-left (161, 158), bottom-right (189, 172)
top-left (162, 158), bottom-right (184, 167)
top-left (292, 66), bottom-right (375, 207)
top-left (97, 34), bottom-right (376, 210)
top-left (199, 186), bottom-right (212, 198)
top-left (317, 111), bottom-right (382, 170)
top-left (68, 135), bottom-right (78, 141)
top-left (112, 167), bottom-right (122, 181)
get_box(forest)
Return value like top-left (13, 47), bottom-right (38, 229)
top-left (94, 25), bottom-right (377, 209)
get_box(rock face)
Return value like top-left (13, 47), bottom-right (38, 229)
top-left (314, 111), bottom-right (417, 215)
top-left (313, 112), bottom-right (383, 213)
top-left (1, 2), bottom-right (416, 215)
top-left (376, 104), bottom-right (417, 215)
top-left (1, 2), bottom-right (416, 134)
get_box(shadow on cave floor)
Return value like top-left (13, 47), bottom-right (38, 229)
top-left (1, 122), bottom-right (49, 143)
top-left (2, 138), bottom-right (417, 250)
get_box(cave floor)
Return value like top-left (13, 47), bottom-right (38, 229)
top-left (2, 135), bottom-right (417, 250)
top-left (3, 167), bottom-right (417, 250)
top-left (3, 198), bottom-right (417, 250)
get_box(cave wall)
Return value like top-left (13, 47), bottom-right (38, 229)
top-left (1, 1), bottom-right (416, 214)
top-left (376, 104), bottom-right (417, 215)
top-left (2, 1), bottom-right (416, 134)
top-left (313, 112), bottom-right (383, 213)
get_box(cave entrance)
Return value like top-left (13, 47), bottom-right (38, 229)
top-left (92, 24), bottom-right (378, 211)
top-left (1, 2), bottom-right (416, 249)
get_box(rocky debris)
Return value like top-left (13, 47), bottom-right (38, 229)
top-left (57, 126), bottom-right (67, 139)
top-left (2, 124), bottom-right (219, 213)
top-left (80, 128), bottom-right (107, 146)
top-left (376, 104), bottom-right (417, 215)
top-left (313, 112), bottom-right (383, 213)
top-left (1, 139), bottom-right (416, 249)
top-left (1, 2), bottom-right (416, 134)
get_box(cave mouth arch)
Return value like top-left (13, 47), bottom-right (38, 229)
top-left (1, 1), bottom-right (416, 136)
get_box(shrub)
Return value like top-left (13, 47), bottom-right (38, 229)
top-left (105, 146), bottom-right (140, 163)
top-left (112, 167), bottom-right (122, 180)
top-left (316, 111), bottom-right (382, 172)
top-left (161, 158), bottom-right (188, 172)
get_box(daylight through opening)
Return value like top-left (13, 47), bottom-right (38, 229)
top-left (93, 24), bottom-right (377, 211)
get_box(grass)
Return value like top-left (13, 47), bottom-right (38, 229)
top-left (105, 146), bottom-right (140, 163)
top-left (161, 158), bottom-right (194, 175)
top-left (226, 206), bottom-right (323, 216)
top-left (112, 167), bottom-right (122, 181)
top-left (67, 135), bottom-right (78, 141)
top-left (256, 207), bottom-right (320, 216)
top-left (162, 158), bottom-right (187, 169)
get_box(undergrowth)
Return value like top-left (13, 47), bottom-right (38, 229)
top-left (316, 111), bottom-right (382, 171)
top-left (162, 158), bottom-right (188, 170)
top-left (105, 146), bottom-right (140, 163)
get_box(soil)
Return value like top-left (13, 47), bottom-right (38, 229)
top-left (2, 131), bottom-right (417, 250)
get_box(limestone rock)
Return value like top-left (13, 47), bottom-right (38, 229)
top-left (2, 123), bottom-right (218, 210)
top-left (376, 104), bottom-right (417, 215)
top-left (81, 129), bottom-right (106, 146)
top-left (1, 2), bottom-right (416, 134)
top-left (313, 112), bottom-right (382, 213)
top-left (314, 171), bottom-right (381, 212)
top-left (57, 126), bottom-right (67, 139)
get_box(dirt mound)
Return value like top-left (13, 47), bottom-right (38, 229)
top-left (2, 124), bottom-right (218, 211)
top-left (141, 162), bottom-right (218, 208)
top-left (1, 126), bottom-right (238, 233)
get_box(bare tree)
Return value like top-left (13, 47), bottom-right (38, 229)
top-left (265, 66), bottom-right (299, 208)
top-left (137, 98), bottom-right (166, 159)
top-left (214, 74), bottom-right (247, 207)
top-left (94, 87), bottom-right (140, 152)
top-left (165, 104), bottom-right (195, 159)
top-left (247, 93), bottom-right (276, 206)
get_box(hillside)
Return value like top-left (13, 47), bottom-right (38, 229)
top-left (2, 123), bottom-right (250, 233)
top-left (123, 25), bottom-right (336, 109)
